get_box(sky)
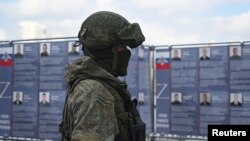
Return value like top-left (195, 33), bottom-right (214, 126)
top-left (0, 0), bottom-right (250, 45)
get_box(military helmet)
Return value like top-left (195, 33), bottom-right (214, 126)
top-left (78, 11), bottom-right (145, 49)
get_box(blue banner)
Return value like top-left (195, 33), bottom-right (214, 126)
top-left (138, 47), bottom-right (151, 134)
top-left (170, 48), bottom-right (199, 135)
top-left (0, 44), bottom-right (13, 137)
top-left (198, 46), bottom-right (229, 135)
top-left (230, 44), bottom-right (250, 125)
top-left (12, 43), bottom-right (39, 138)
top-left (38, 41), bottom-right (68, 140)
top-left (4, 39), bottom-right (250, 139)
top-left (1, 40), bottom-right (149, 140)
top-left (155, 46), bottom-right (233, 136)
top-left (156, 48), bottom-right (170, 134)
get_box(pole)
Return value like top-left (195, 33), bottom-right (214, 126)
top-left (149, 46), bottom-right (156, 141)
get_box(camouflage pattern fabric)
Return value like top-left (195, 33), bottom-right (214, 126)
top-left (78, 11), bottom-right (145, 49)
top-left (63, 56), bottom-right (132, 141)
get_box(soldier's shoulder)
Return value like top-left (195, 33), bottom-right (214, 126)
top-left (73, 79), bottom-right (106, 91)
top-left (72, 79), bottom-right (115, 101)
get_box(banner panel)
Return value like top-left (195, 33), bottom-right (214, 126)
top-left (38, 41), bottom-right (67, 140)
top-left (198, 46), bottom-right (229, 135)
top-left (170, 48), bottom-right (199, 135)
top-left (12, 43), bottom-right (39, 138)
top-left (230, 44), bottom-right (250, 125)
top-left (156, 48), bottom-right (170, 134)
top-left (0, 44), bottom-right (13, 137)
top-left (138, 47), bottom-right (151, 134)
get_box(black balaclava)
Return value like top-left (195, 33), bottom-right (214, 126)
top-left (83, 45), bottom-right (131, 77)
top-left (111, 45), bottom-right (131, 76)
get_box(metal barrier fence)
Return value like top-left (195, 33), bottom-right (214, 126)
top-left (0, 135), bottom-right (207, 141)
top-left (146, 134), bottom-right (207, 141)
top-left (2, 38), bottom-right (249, 141)
top-left (0, 136), bottom-right (52, 141)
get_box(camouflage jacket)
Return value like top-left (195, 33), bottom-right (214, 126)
top-left (62, 56), bottom-right (132, 141)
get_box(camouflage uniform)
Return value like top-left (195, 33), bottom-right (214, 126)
top-left (63, 56), bottom-right (134, 141)
top-left (61, 11), bottom-right (145, 141)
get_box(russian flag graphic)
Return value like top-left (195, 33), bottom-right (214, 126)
top-left (156, 51), bottom-right (170, 70)
top-left (0, 48), bottom-right (13, 67)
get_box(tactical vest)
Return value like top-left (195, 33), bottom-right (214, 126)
top-left (59, 77), bottom-right (146, 141)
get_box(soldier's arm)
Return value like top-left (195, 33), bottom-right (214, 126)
top-left (69, 80), bottom-right (119, 141)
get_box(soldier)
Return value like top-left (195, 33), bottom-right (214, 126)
top-left (230, 93), bottom-right (242, 106)
top-left (68, 43), bottom-right (79, 55)
top-left (200, 48), bottom-right (210, 60)
top-left (172, 93), bottom-right (181, 105)
top-left (200, 93), bottom-right (211, 106)
top-left (171, 49), bottom-right (181, 61)
top-left (13, 92), bottom-right (23, 105)
top-left (40, 93), bottom-right (50, 106)
top-left (14, 45), bottom-right (24, 57)
top-left (60, 11), bottom-right (146, 141)
top-left (41, 43), bottom-right (49, 56)
top-left (231, 47), bottom-right (241, 59)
